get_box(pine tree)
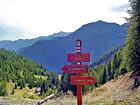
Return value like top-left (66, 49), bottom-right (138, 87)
top-left (101, 66), bottom-right (107, 84)
top-left (0, 81), bottom-right (7, 96)
top-left (14, 83), bottom-right (17, 89)
top-left (124, 0), bottom-right (140, 75)
top-left (107, 61), bottom-right (112, 80)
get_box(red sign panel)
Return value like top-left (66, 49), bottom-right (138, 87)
top-left (67, 53), bottom-right (90, 62)
top-left (63, 65), bottom-right (88, 70)
top-left (62, 65), bottom-right (88, 74)
top-left (70, 76), bottom-right (96, 85)
top-left (62, 69), bottom-right (88, 74)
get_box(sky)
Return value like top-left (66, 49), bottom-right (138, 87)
top-left (0, 0), bottom-right (129, 41)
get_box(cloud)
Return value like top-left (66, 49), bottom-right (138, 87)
top-left (0, 24), bottom-right (29, 41)
top-left (110, 4), bottom-right (130, 12)
top-left (0, 0), bottom-right (129, 40)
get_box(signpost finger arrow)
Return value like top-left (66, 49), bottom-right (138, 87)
top-left (67, 53), bottom-right (90, 62)
top-left (70, 76), bottom-right (96, 85)
top-left (62, 65), bottom-right (88, 74)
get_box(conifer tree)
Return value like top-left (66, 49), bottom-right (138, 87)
top-left (124, 0), bottom-right (140, 75)
top-left (101, 66), bottom-right (107, 84)
top-left (107, 61), bottom-right (112, 80)
top-left (0, 81), bottom-right (7, 96)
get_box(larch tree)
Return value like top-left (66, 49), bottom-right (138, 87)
top-left (124, 0), bottom-right (140, 75)
top-left (124, 0), bottom-right (140, 88)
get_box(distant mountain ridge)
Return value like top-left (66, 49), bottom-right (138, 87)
top-left (0, 31), bottom-right (71, 51)
top-left (90, 45), bottom-right (125, 68)
top-left (19, 21), bottom-right (128, 73)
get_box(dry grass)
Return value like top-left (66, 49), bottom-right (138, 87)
top-left (0, 96), bottom-right (38, 105)
top-left (6, 81), bottom-right (40, 99)
top-left (86, 72), bottom-right (140, 105)
top-left (44, 73), bottom-right (140, 105)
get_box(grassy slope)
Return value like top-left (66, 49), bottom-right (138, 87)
top-left (6, 81), bottom-right (40, 99)
top-left (87, 72), bottom-right (140, 105)
top-left (45, 73), bottom-right (140, 105)
top-left (0, 81), bottom-right (39, 105)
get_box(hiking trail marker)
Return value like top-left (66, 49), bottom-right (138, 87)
top-left (62, 39), bottom-right (96, 105)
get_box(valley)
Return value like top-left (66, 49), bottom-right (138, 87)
top-left (0, 0), bottom-right (140, 104)
top-left (0, 72), bottom-right (139, 105)
top-left (0, 21), bottom-right (128, 73)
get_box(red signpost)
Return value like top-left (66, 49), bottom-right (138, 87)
top-left (62, 39), bottom-right (96, 105)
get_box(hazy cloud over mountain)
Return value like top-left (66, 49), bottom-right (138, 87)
top-left (0, 24), bottom-right (27, 41)
top-left (111, 4), bottom-right (130, 12)
top-left (0, 0), bottom-right (129, 39)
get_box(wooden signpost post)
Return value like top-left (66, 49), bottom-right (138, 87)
top-left (62, 39), bottom-right (96, 105)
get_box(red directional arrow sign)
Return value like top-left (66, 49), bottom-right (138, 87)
top-left (62, 65), bottom-right (88, 74)
top-left (67, 53), bottom-right (90, 62)
top-left (70, 76), bottom-right (96, 85)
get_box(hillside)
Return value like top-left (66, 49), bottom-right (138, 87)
top-left (0, 48), bottom-right (49, 80)
top-left (90, 45), bottom-right (124, 67)
top-left (44, 73), bottom-right (140, 105)
top-left (0, 48), bottom-right (60, 99)
top-left (0, 73), bottom-right (139, 105)
top-left (19, 21), bottom-right (128, 73)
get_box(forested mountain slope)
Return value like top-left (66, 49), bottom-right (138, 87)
top-left (0, 48), bottom-right (60, 97)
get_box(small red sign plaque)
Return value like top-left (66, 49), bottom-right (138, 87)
top-left (63, 65), bottom-right (88, 70)
top-left (62, 69), bottom-right (88, 74)
top-left (70, 76), bottom-right (96, 85)
top-left (67, 53), bottom-right (90, 62)
top-left (62, 65), bottom-right (88, 74)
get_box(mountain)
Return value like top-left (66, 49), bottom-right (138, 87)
top-left (90, 45), bottom-right (125, 68)
top-left (0, 31), bottom-right (71, 51)
top-left (19, 21), bottom-right (128, 73)
top-left (47, 31), bottom-right (71, 39)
